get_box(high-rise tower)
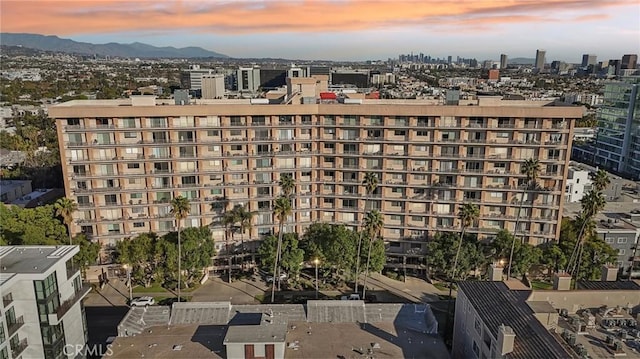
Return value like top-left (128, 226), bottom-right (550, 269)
top-left (535, 49), bottom-right (546, 70)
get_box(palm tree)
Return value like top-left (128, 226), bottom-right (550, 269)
top-left (237, 205), bottom-right (257, 271)
top-left (55, 197), bottom-right (78, 245)
top-left (170, 196), bottom-right (190, 302)
top-left (507, 158), bottom-right (540, 279)
top-left (356, 172), bottom-right (379, 292)
top-left (589, 169), bottom-right (610, 192)
top-left (279, 173), bottom-right (295, 198)
top-left (362, 210), bottom-right (384, 298)
top-left (451, 203), bottom-right (480, 280)
top-left (567, 189), bottom-right (606, 283)
top-left (222, 207), bottom-right (238, 283)
top-left (271, 195), bottom-right (293, 303)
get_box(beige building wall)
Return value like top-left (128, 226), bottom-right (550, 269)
top-left (50, 98), bottom-right (580, 260)
top-left (201, 75), bottom-right (225, 99)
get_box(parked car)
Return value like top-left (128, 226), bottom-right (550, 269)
top-left (130, 296), bottom-right (155, 307)
top-left (265, 272), bottom-right (288, 283)
top-left (340, 293), bottom-right (361, 301)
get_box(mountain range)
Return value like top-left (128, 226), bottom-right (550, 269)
top-left (0, 33), bottom-right (228, 59)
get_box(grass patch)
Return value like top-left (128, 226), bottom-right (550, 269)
top-left (132, 283), bottom-right (168, 293)
top-left (254, 294), bottom-right (266, 304)
top-left (433, 282), bottom-right (450, 292)
top-left (530, 280), bottom-right (553, 290)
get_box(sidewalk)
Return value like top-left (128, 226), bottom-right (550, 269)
top-left (361, 273), bottom-right (448, 303)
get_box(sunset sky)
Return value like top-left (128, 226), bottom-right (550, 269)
top-left (1, 0), bottom-right (639, 61)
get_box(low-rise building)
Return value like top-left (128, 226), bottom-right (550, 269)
top-left (453, 274), bottom-right (640, 359)
top-left (0, 245), bottom-right (92, 359)
top-left (0, 180), bottom-right (32, 203)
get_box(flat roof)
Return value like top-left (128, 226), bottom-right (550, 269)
top-left (110, 321), bottom-right (449, 359)
top-left (0, 245), bottom-right (78, 276)
top-left (224, 323), bottom-right (287, 344)
top-left (0, 179), bottom-right (31, 195)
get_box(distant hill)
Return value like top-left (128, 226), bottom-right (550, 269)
top-left (0, 33), bottom-right (228, 59)
top-left (508, 57), bottom-right (535, 65)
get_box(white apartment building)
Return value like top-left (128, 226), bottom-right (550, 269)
top-left (564, 166), bottom-right (591, 203)
top-left (0, 246), bottom-right (91, 359)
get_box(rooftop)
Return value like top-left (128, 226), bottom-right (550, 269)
top-left (50, 95), bottom-right (577, 109)
top-left (577, 280), bottom-right (640, 291)
top-left (0, 245), bottom-right (78, 277)
top-left (114, 301), bottom-right (446, 358)
top-left (223, 323), bottom-right (287, 344)
top-left (0, 179), bottom-right (30, 195)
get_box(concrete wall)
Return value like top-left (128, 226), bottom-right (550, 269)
top-left (528, 290), bottom-right (640, 313)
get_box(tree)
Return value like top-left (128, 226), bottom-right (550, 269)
top-left (356, 172), bottom-right (379, 292)
top-left (174, 227), bottom-right (215, 287)
top-left (237, 204), bottom-right (256, 270)
top-left (507, 158), bottom-right (540, 279)
top-left (451, 203), bottom-right (480, 280)
top-left (589, 169), bottom-right (610, 192)
top-left (222, 205), bottom-right (240, 282)
top-left (170, 196), bottom-right (190, 302)
top-left (278, 173), bottom-right (295, 198)
top-left (491, 230), bottom-right (541, 277)
top-left (72, 234), bottom-right (100, 276)
top-left (278, 233), bottom-right (305, 282)
top-left (54, 197), bottom-right (78, 245)
top-left (0, 203), bottom-right (67, 245)
top-left (115, 233), bottom-right (158, 287)
top-left (362, 210), bottom-right (384, 298)
top-left (271, 195), bottom-right (292, 302)
top-left (301, 223), bottom-right (358, 280)
top-left (567, 188), bottom-right (607, 282)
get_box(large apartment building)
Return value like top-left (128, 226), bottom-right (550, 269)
top-left (50, 94), bottom-right (580, 263)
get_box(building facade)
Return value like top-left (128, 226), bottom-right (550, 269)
top-left (50, 96), bottom-right (579, 261)
top-left (0, 246), bottom-right (91, 359)
top-left (201, 75), bottom-right (225, 99)
top-left (535, 49), bottom-right (546, 71)
top-left (573, 77), bottom-right (640, 180)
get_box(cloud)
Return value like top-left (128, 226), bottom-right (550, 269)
top-left (0, 0), bottom-right (634, 35)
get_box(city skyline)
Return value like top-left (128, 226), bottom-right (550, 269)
top-left (1, 0), bottom-right (639, 61)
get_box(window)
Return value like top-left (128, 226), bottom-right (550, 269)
top-left (618, 249), bottom-right (626, 255)
top-left (133, 222), bottom-right (145, 228)
top-left (617, 238), bottom-right (628, 244)
top-left (394, 130), bottom-right (406, 136)
top-left (105, 194), bottom-right (117, 205)
top-left (127, 163), bottom-right (140, 169)
top-left (605, 237), bottom-right (614, 244)
top-left (124, 131), bottom-right (137, 138)
top-left (496, 132), bottom-right (510, 138)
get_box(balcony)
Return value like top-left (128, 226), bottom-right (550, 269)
top-left (7, 315), bottom-right (24, 336)
top-left (55, 284), bottom-right (92, 321)
top-left (11, 338), bottom-right (28, 358)
top-left (3, 293), bottom-right (13, 307)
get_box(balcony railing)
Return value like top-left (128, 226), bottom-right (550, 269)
top-left (11, 338), bottom-right (28, 358)
top-left (56, 284), bottom-right (92, 320)
top-left (3, 293), bottom-right (13, 307)
top-left (7, 315), bottom-right (24, 336)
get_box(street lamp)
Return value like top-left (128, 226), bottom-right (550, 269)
top-left (123, 264), bottom-right (132, 302)
top-left (314, 258), bottom-right (320, 299)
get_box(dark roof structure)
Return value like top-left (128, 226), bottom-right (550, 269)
top-left (458, 282), bottom-right (572, 359)
top-left (577, 280), bottom-right (640, 291)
